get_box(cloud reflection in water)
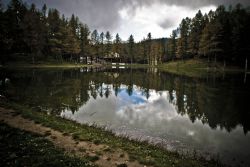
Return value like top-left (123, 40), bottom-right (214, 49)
top-left (61, 83), bottom-right (250, 166)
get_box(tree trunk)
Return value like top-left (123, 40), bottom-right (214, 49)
top-left (214, 54), bottom-right (217, 69)
top-left (32, 55), bottom-right (35, 64)
top-left (70, 54), bottom-right (72, 62)
top-left (245, 57), bottom-right (248, 71)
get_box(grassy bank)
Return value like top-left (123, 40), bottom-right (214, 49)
top-left (1, 101), bottom-right (222, 167)
top-left (158, 59), bottom-right (245, 78)
top-left (158, 59), bottom-right (218, 78)
top-left (2, 62), bottom-right (97, 68)
top-left (0, 122), bottom-right (96, 167)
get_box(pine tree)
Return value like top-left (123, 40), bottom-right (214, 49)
top-left (128, 34), bottom-right (135, 64)
top-left (146, 33), bottom-right (152, 65)
top-left (209, 19), bottom-right (224, 65)
top-left (99, 32), bottom-right (105, 60)
top-left (21, 3), bottom-right (46, 63)
top-left (42, 4), bottom-right (47, 18)
top-left (160, 38), bottom-right (167, 63)
top-left (61, 25), bottom-right (80, 62)
top-left (79, 23), bottom-right (90, 63)
top-left (231, 4), bottom-right (250, 67)
top-left (105, 31), bottom-right (112, 58)
top-left (69, 14), bottom-right (79, 37)
top-left (198, 23), bottom-right (211, 62)
top-left (91, 29), bottom-right (99, 63)
top-left (114, 33), bottom-right (122, 62)
top-left (5, 0), bottom-right (27, 54)
top-left (170, 30), bottom-right (177, 60)
top-left (0, 0), bottom-right (9, 64)
top-left (141, 38), bottom-right (147, 64)
top-left (47, 9), bottom-right (63, 61)
top-left (177, 17), bottom-right (191, 59)
top-left (189, 10), bottom-right (205, 56)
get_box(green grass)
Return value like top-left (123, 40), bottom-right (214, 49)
top-left (1, 101), bottom-right (223, 167)
top-left (158, 59), bottom-right (247, 78)
top-left (158, 59), bottom-right (221, 78)
top-left (0, 122), bottom-right (96, 167)
top-left (3, 60), bottom-right (99, 68)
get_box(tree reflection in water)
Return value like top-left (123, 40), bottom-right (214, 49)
top-left (1, 67), bottom-right (250, 166)
top-left (1, 67), bottom-right (249, 134)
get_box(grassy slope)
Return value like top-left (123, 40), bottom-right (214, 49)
top-left (4, 62), bottom-right (94, 68)
top-left (3, 62), bottom-right (148, 69)
top-left (158, 59), bottom-right (217, 78)
top-left (158, 59), bottom-right (245, 78)
top-left (1, 101), bottom-right (222, 167)
top-left (0, 122), bottom-right (96, 167)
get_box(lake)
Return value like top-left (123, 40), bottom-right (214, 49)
top-left (1, 67), bottom-right (250, 166)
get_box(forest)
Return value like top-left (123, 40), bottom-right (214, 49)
top-left (0, 0), bottom-right (250, 68)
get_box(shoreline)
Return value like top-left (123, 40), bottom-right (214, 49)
top-left (0, 101), bottom-right (222, 167)
top-left (2, 59), bottom-right (247, 74)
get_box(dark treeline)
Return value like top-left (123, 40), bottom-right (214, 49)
top-left (171, 4), bottom-right (250, 68)
top-left (0, 0), bottom-right (165, 65)
top-left (0, 0), bottom-right (250, 67)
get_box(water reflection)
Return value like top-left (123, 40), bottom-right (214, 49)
top-left (1, 67), bottom-right (250, 166)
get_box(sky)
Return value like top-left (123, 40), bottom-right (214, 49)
top-left (3, 0), bottom-right (250, 41)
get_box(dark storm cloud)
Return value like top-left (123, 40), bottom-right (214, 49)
top-left (124, 0), bottom-right (250, 9)
top-left (158, 18), bottom-right (176, 29)
top-left (21, 0), bottom-right (125, 31)
top-left (3, 0), bottom-right (250, 33)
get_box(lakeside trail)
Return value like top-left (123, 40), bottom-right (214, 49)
top-left (0, 107), bottom-right (145, 167)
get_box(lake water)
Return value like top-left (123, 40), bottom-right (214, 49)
top-left (1, 67), bottom-right (250, 166)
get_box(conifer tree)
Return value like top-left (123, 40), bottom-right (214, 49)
top-left (128, 34), bottom-right (135, 64)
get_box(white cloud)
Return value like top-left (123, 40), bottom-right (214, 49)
top-left (117, 3), bottom-right (216, 41)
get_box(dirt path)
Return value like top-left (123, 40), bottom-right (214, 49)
top-left (0, 107), bottom-right (145, 167)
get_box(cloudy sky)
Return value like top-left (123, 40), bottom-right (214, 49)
top-left (3, 0), bottom-right (250, 41)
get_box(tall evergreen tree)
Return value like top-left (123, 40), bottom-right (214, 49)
top-left (79, 23), bottom-right (90, 63)
top-left (105, 31), bottom-right (112, 57)
top-left (146, 33), bottom-right (152, 65)
top-left (231, 4), bottom-right (250, 68)
top-left (141, 38), bottom-right (147, 64)
top-left (199, 22), bottom-right (211, 61)
top-left (5, 0), bottom-right (27, 54)
top-left (61, 25), bottom-right (80, 62)
top-left (91, 29), bottom-right (99, 62)
top-left (189, 10), bottom-right (205, 56)
top-left (177, 17), bottom-right (191, 59)
top-left (69, 14), bottom-right (79, 37)
top-left (128, 34), bottom-right (135, 64)
top-left (209, 19), bottom-right (224, 64)
top-left (21, 3), bottom-right (46, 63)
top-left (170, 30), bottom-right (177, 60)
top-left (99, 32), bottom-right (105, 59)
top-left (0, 0), bottom-right (8, 64)
top-left (47, 9), bottom-right (63, 61)
top-left (160, 38), bottom-right (167, 63)
top-left (42, 4), bottom-right (47, 18)
top-left (114, 33), bottom-right (122, 62)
